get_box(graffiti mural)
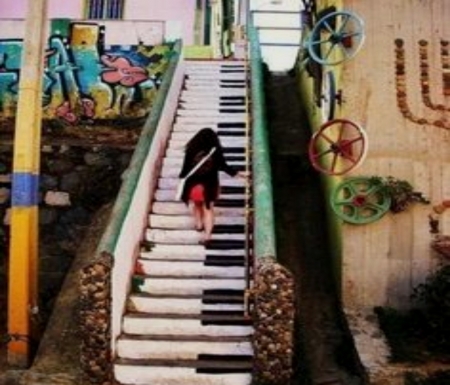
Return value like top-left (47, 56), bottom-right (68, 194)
top-left (0, 21), bottom-right (173, 123)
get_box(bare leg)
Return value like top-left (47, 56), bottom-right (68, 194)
top-left (203, 203), bottom-right (215, 241)
top-left (192, 202), bottom-right (204, 230)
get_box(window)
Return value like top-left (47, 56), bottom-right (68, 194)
top-left (86, 0), bottom-right (125, 19)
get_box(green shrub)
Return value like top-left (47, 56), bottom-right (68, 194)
top-left (405, 370), bottom-right (450, 385)
top-left (412, 264), bottom-right (450, 354)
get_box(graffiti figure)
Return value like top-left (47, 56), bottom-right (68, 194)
top-left (100, 55), bottom-right (149, 87)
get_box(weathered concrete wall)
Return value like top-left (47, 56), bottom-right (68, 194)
top-left (297, 0), bottom-right (450, 311)
top-left (339, 0), bottom-right (450, 310)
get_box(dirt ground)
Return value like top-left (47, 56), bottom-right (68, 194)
top-left (0, 203), bottom-right (113, 385)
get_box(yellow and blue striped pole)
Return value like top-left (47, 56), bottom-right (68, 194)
top-left (7, 0), bottom-right (48, 368)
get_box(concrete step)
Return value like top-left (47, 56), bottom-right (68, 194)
top-left (172, 125), bottom-right (247, 134)
top-left (127, 293), bottom-right (245, 314)
top-left (114, 357), bottom-right (251, 385)
top-left (135, 258), bottom-right (245, 278)
top-left (177, 109), bottom-right (246, 118)
top-left (149, 213), bottom-right (245, 229)
top-left (162, 156), bottom-right (244, 168)
top-left (179, 95), bottom-right (246, 103)
top-left (157, 177), bottom-right (245, 190)
top-left (170, 131), bottom-right (247, 142)
top-left (132, 275), bottom-right (246, 295)
top-left (154, 187), bottom-right (245, 201)
top-left (140, 244), bottom-right (246, 260)
top-left (179, 102), bottom-right (246, 111)
top-left (181, 90), bottom-right (247, 98)
top-left (117, 333), bottom-right (252, 360)
top-left (151, 201), bottom-right (245, 216)
top-left (185, 74), bottom-right (247, 81)
top-left (123, 312), bottom-right (252, 336)
top-left (145, 229), bottom-right (245, 245)
top-left (167, 137), bottom-right (246, 151)
top-left (158, 167), bottom-right (245, 180)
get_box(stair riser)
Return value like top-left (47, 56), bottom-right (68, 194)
top-left (162, 156), bottom-right (244, 168)
top-left (149, 214), bottom-right (244, 229)
top-left (167, 138), bottom-right (246, 151)
top-left (123, 318), bottom-right (252, 337)
top-left (136, 278), bottom-right (246, 295)
top-left (154, 189), bottom-right (245, 201)
top-left (179, 103), bottom-right (245, 111)
top-left (151, 202), bottom-right (245, 216)
top-left (117, 339), bottom-right (252, 360)
top-left (129, 296), bottom-right (244, 314)
top-left (114, 365), bottom-right (251, 385)
top-left (145, 229), bottom-right (245, 244)
top-left (181, 90), bottom-right (247, 98)
top-left (157, 177), bottom-right (245, 189)
top-left (141, 245), bottom-right (245, 260)
top-left (136, 259), bottom-right (245, 278)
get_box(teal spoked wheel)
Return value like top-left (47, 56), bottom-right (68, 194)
top-left (330, 177), bottom-right (391, 224)
top-left (307, 10), bottom-right (365, 66)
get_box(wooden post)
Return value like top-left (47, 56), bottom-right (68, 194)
top-left (7, 0), bottom-right (48, 368)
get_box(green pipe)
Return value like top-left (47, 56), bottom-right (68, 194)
top-left (248, 24), bottom-right (277, 260)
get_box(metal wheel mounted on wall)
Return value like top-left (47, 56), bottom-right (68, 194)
top-left (308, 118), bottom-right (368, 176)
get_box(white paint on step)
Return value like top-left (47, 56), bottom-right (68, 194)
top-left (136, 277), bottom-right (246, 295)
top-left (117, 337), bottom-right (252, 360)
top-left (128, 295), bottom-right (245, 314)
top-left (123, 316), bottom-right (252, 337)
top-left (114, 364), bottom-right (251, 385)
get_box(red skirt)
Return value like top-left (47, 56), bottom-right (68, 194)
top-left (189, 184), bottom-right (205, 203)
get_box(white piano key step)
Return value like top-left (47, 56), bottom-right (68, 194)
top-left (154, 189), bottom-right (245, 201)
top-left (134, 276), bottom-right (246, 295)
top-left (157, 176), bottom-right (245, 189)
top-left (181, 90), bottom-right (247, 97)
top-left (128, 295), bottom-right (245, 314)
top-left (136, 259), bottom-right (245, 278)
top-left (162, 156), bottom-right (244, 168)
top-left (145, 229), bottom-right (245, 244)
top-left (117, 335), bottom-right (251, 360)
top-left (177, 110), bottom-right (247, 119)
top-left (151, 201), bottom-right (245, 216)
top-left (149, 214), bottom-right (245, 229)
top-left (140, 245), bottom-right (245, 260)
top-left (114, 363), bottom-right (251, 385)
top-left (123, 315), bottom-right (252, 337)
top-left (179, 102), bottom-right (246, 111)
top-left (168, 138), bottom-right (246, 150)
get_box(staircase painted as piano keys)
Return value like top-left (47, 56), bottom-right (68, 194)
top-left (113, 59), bottom-right (254, 385)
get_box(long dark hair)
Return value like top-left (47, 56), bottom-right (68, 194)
top-left (185, 128), bottom-right (222, 155)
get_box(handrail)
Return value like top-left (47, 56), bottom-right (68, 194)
top-left (243, 43), bottom-right (254, 318)
top-left (247, 23), bottom-right (277, 261)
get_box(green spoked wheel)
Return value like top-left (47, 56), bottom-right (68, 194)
top-left (330, 177), bottom-right (391, 224)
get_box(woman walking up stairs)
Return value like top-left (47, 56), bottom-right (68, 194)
top-left (113, 59), bottom-right (254, 385)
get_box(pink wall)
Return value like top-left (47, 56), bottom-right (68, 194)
top-left (0, 0), bottom-right (196, 44)
top-left (0, 0), bottom-right (83, 18)
top-left (123, 0), bottom-right (197, 45)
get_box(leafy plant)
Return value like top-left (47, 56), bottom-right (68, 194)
top-left (405, 370), bottom-right (450, 385)
top-left (375, 265), bottom-right (450, 364)
top-left (369, 176), bottom-right (430, 213)
top-left (412, 264), bottom-right (450, 354)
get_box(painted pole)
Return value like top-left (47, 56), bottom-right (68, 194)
top-left (7, 0), bottom-right (48, 368)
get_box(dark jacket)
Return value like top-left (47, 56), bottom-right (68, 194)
top-left (179, 145), bottom-right (238, 208)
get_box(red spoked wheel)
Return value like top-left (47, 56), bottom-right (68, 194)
top-left (308, 118), bottom-right (368, 176)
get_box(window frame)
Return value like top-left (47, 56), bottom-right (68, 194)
top-left (85, 0), bottom-right (125, 20)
